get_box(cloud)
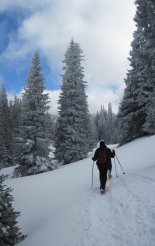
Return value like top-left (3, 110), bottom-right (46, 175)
top-left (0, 0), bottom-right (136, 113)
top-left (46, 89), bottom-right (60, 115)
top-left (46, 85), bottom-right (125, 115)
top-left (87, 84), bottom-right (125, 114)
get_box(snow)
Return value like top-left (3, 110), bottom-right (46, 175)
top-left (1, 135), bottom-right (155, 246)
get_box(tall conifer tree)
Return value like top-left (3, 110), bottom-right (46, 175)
top-left (143, 0), bottom-right (155, 133)
top-left (54, 40), bottom-right (89, 164)
top-left (118, 0), bottom-right (155, 144)
top-left (0, 84), bottom-right (13, 168)
top-left (14, 52), bottom-right (52, 176)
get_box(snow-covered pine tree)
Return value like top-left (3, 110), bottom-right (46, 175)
top-left (94, 104), bottom-right (118, 144)
top-left (118, 0), bottom-right (155, 144)
top-left (107, 103), bottom-right (117, 143)
top-left (143, 0), bottom-right (155, 134)
top-left (144, 87), bottom-right (155, 133)
top-left (87, 114), bottom-right (98, 150)
top-left (0, 175), bottom-right (24, 245)
top-left (94, 110), bottom-right (100, 140)
top-left (9, 96), bottom-right (21, 135)
top-left (54, 40), bottom-right (89, 164)
top-left (97, 106), bottom-right (108, 142)
top-left (9, 96), bottom-right (22, 164)
top-left (0, 84), bottom-right (13, 168)
top-left (14, 52), bottom-right (53, 177)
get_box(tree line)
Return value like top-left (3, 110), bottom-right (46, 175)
top-left (0, 41), bottom-right (118, 173)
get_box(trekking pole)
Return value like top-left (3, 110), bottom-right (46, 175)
top-left (91, 161), bottom-right (95, 187)
top-left (114, 157), bottom-right (118, 177)
top-left (115, 154), bottom-right (125, 174)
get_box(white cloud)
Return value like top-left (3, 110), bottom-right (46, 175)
top-left (46, 85), bottom-right (125, 115)
top-left (46, 89), bottom-right (60, 115)
top-left (87, 84), bottom-right (125, 114)
top-left (1, 0), bottom-right (136, 113)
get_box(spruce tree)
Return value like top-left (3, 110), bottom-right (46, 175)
top-left (14, 52), bottom-right (53, 177)
top-left (107, 103), bottom-right (117, 143)
top-left (97, 106), bottom-right (108, 142)
top-left (143, 0), bottom-right (155, 134)
top-left (87, 114), bottom-right (98, 150)
top-left (0, 175), bottom-right (24, 245)
top-left (54, 40), bottom-right (89, 164)
top-left (118, 0), bottom-right (155, 144)
top-left (9, 96), bottom-right (21, 135)
top-left (144, 87), bottom-right (155, 133)
top-left (0, 84), bottom-right (13, 168)
top-left (94, 104), bottom-right (118, 144)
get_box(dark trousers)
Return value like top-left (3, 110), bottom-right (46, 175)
top-left (97, 164), bottom-right (108, 189)
top-left (108, 163), bottom-right (112, 173)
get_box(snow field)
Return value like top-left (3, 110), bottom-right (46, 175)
top-left (2, 135), bottom-right (155, 246)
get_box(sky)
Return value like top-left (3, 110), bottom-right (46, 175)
top-left (0, 0), bottom-right (136, 114)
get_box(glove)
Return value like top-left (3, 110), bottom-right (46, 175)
top-left (92, 157), bottom-right (95, 161)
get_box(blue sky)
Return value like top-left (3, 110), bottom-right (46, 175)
top-left (0, 9), bottom-right (28, 91)
top-left (0, 0), bottom-right (136, 113)
top-left (0, 8), bottom-right (60, 92)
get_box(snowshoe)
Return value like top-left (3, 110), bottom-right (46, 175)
top-left (100, 188), bottom-right (106, 195)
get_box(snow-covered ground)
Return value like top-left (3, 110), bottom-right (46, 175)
top-left (2, 135), bottom-right (155, 246)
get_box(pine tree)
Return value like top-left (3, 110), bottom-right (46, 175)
top-left (94, 104), bottom-right (118, 144)
top-left (14, 52), bottom-right (53, 177)
top-left (87, 114), bottom-right (98, 150)
top-left (144, 87), bottom-right (155, 133)
top-left (9, 96), bottom-right (21, 135)
top-left (97, 106), bottom-right (108, 142)
top-left (107, 103), bottom-right (117, 143)
top-left (0, 175), bottom-right (24, 245)
top-left (118, 0), bottom-right (155, 144)
top-left (54, 40), bottom-right (89, 164)
top-left (0, 84), bottom-right (13, 168)
top-left (143, 0), bottom-right (155, 134)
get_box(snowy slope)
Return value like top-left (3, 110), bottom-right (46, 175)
top-left (2, 135), bottom-right (155, 246)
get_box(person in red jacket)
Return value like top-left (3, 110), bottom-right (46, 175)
top-left (92, 141), bottom-right (115, 193)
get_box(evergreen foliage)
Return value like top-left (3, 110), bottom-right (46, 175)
top-left (54, 40), bottom-right (90, 164)
top-left (0, 175), bottom-right (24, 245)
top-left (0, 85), bottom-right (13, 168)
top-left (87, 114), bottom-right (98, 150)
top-left (94, 104), bottom-right (118, 144)
top-left (14, 52), bottom-right (53, 176)
top-left (9, 96), bottom-right (22, 164)
top-left (9, 96), bottom-right (21, 136)
top-left (118, 0), bottom-right (155, 144)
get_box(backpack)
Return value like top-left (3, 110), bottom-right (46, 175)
top-left (98, 148), bottom-right (107, 164)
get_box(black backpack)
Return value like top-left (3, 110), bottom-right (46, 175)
top-left (98, 148), bottom-right (107, 164)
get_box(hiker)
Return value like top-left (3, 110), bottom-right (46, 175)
top-left (92, 141), bottom-right (115, 193)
